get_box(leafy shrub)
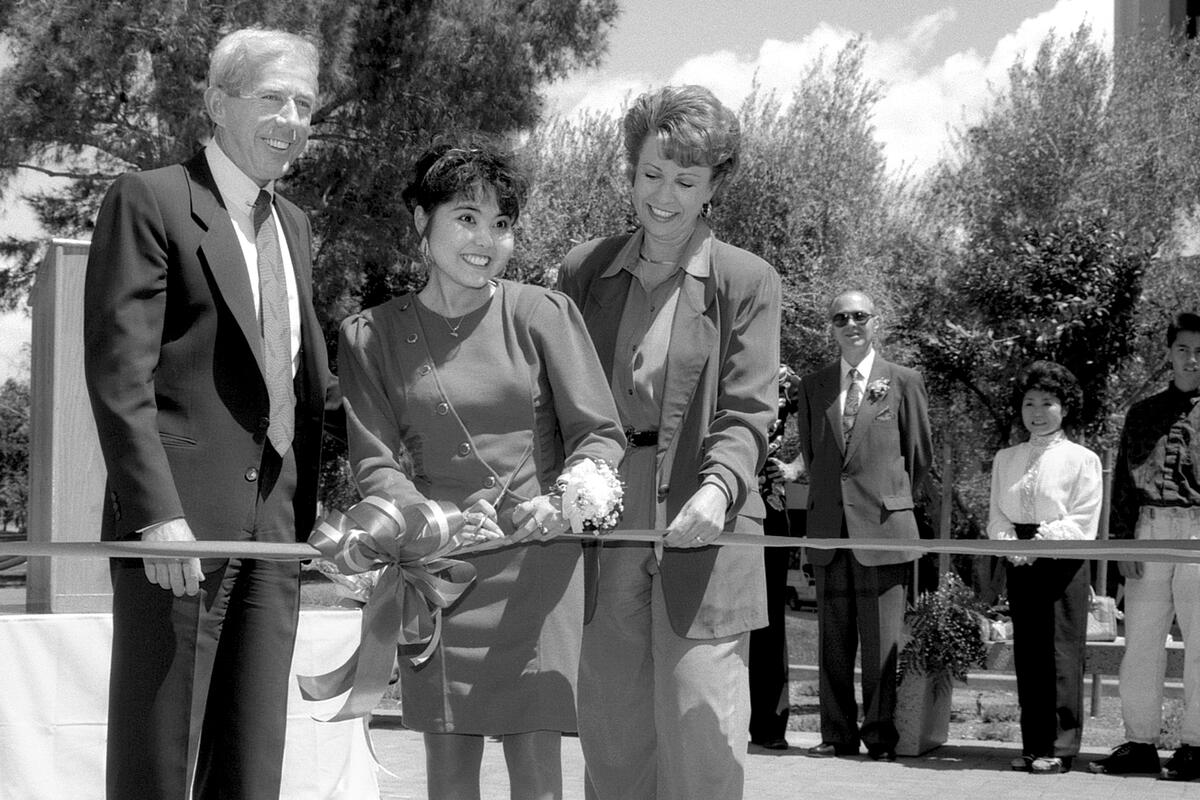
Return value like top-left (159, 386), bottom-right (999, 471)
top-left (898, 572), bottom-right (989, 682)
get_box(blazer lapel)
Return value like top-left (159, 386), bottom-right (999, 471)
top-left (186, 153), bottom-right (265, 377)
top-left (580, 250), bottom-right (635, 386)
top-left (821, 365), bottom-right (845, 456)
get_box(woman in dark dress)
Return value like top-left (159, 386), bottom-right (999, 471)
top-left (339, 141), bottom-right (625, 800)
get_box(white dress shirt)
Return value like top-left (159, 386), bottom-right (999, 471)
top-left (204, 139), bottom-right (301, 375)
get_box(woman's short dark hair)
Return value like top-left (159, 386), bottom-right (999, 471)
top-left (1013, 360), bottom-right (1083, 427)
top-left (622, 85), bottom-right (741, 201)
top-left (400, 139), bottom-right (528, 223)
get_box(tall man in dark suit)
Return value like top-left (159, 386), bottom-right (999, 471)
top-left (794, 289), bottom-right (931, 761)
top-left (83, 28), bottom-right (335, 800)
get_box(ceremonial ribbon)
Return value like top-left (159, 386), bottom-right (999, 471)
top-left (295, 496), bottom-right (476, 723)
top-left (7, 533), bottom-right (1200, 562)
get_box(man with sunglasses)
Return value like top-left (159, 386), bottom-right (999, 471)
top-left (794, 290), bottom-right (932, 761)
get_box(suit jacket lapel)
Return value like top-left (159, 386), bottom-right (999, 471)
top-left (579, 239), bottom-right (636, 386)
top-left (821, 365), bottom-right (845, 456)
top-left (185, 153), bottom-right (266, 377)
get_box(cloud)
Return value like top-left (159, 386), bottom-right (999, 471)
top-left (545, 0), bottom-right (1116, 175)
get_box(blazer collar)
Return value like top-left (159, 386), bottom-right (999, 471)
top-left (185, 150), bottom-right (307, 380)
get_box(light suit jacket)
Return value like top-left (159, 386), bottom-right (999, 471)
top-left (558, 223), bottom-right (781, 637)
top-left (796, 355), bottom-right (932, 567)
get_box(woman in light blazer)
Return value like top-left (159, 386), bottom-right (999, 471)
top-left (557, 84), bottom-right (781, 800)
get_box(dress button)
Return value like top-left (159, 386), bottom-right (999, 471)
top-left (436, 401), bottom-right (449, 415)
top-left (244, 467), bottom-right (259, 482)
top-left (418, 364), bottom-right (431, 376)
top-left (483, 476), bottom-right (497, 489)
top-left (457, 442), bottom-right (472, 457)
top-left (407, 333), bottom-right (418, 343)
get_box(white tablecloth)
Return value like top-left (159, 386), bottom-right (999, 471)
top-left (0, 609), bottom-right (379, 800)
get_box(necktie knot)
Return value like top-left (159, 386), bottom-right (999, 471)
top-left (253, 190), bottom-right (273, 233)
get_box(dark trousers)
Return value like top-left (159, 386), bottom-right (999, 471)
top-left (814, 550), bottom-right (909, 751)
top-left (749, 504), bottom-right (792, 741)
top-left (107, 448), bottom-right (303, 800)
top-left (1007, 558), bottom-right (1089, 760)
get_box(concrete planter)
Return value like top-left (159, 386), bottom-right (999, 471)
top-left (895, 669), bottom-right (953, 756)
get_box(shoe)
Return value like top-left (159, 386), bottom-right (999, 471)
top-left (1089, 741), bottom-right (1160, 775)
top-left (867, 747), bottom-right (896, 762)
top-left (1030, 756), bottom-right (1066, 775)
top-left (1010, 755), bottom-right (1032, 772)
top-left (1161, 745), bottom-right (1200, 781)
top-left (807, 742), bottom-right (858, 757)
top-left (752, 737), bottom-right (790, 751)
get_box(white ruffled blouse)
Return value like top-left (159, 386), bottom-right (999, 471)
top-left (986, 432), bottom-right (1102, 541)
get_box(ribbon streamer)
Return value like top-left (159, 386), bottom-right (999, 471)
top-left (295, 496), bottom-right (476, 722)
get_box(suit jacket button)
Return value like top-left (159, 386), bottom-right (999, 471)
top-left (418, 364), bottom-right (431, 376)
top-left (244, 467), bottom-right (259, 482)
top-left (457, 442), bottom-right (472, 457)
top-left (258, 416), bottom-right (270, 431)
top-left (483, 476), bottom-right (497, 489)
top-left (436, 402), bottom-right (449, 415)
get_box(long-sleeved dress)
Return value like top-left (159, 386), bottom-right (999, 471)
top-left (987, 432), bottom-right (1102, 764)
top-left (338, 279), bottom-right (625, 734)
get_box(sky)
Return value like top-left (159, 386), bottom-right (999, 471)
top-left (0, 0), bottom-right (1116, 383)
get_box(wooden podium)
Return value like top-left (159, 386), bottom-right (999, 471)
top-left (26, 238), bottom-right (111, 612)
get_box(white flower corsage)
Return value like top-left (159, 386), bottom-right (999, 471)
top-left (866, 377), bottom-right (891, 403)
top-left (553, 459), bottom-right (624, 534)
top-left (1035, 518), bottom-right (1083, 540)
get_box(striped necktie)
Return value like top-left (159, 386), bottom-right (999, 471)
top-left (252, 190), bottom-right (295, 456)
top-left (842, 368), bottom-right (862, 444)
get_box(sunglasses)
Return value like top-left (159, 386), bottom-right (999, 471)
top-left (831, 311), bottom-right (873, 327)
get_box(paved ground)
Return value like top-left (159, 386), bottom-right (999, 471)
top-left (367, 721), bottom-right (1198, 800)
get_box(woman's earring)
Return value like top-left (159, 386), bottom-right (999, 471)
top-left (702, 201), bottom-right (711, 218)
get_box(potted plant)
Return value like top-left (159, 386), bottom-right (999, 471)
top-left (894, 571), bottom-right (990, 756)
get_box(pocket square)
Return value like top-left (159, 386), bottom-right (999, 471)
top-left (875, 408), bottom-right (895, 421)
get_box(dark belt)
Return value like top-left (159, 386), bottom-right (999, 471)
top-left (624, 427), bottom-right (659, 448)
top-left (1013, 523), bottom-right (1039, 540)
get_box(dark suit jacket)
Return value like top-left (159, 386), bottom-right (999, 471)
top-left (558, 223), bottom-right (780, 637)
top-left (796, 355), bottom-right (931, 567)
top-left (83, 150), bottom-right (333, 548)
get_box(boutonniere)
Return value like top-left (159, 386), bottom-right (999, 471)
top-left (866, 378), bottom-right (890, 403)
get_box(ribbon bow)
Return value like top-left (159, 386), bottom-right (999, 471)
top-left (297, 496), bottom-right (476, 722)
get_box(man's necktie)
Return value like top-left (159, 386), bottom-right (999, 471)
top-left (842, 368), bottom-right (862, 444)
top-left (252, 190), bottom-right (295, 456)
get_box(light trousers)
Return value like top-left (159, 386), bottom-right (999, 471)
top-left (1120, 506), bottom-right (1200, 745)
top-left (577, 543), bottom-right (751, 800)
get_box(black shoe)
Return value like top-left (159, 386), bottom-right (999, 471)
top-left (807, 742), bottom-right (858, 757)
top-left (1089, 741), bottom-right (1160, 775)
top-left (752, 737), bottom-right (790, 751)
top-left (1161, 745), bottom-right (1200, 781)
top-left (867, 747), bottom-right (897, 762)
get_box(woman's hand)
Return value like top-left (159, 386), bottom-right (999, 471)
top-left (450, 498), bottom-right (504, 549)
top-left (511, 494), bottom-right (568, 542)
top-left (663, 483), bottom-right (728, 548)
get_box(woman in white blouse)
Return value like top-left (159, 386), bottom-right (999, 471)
top-left (987, 361), bottom-right (1102, 775)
